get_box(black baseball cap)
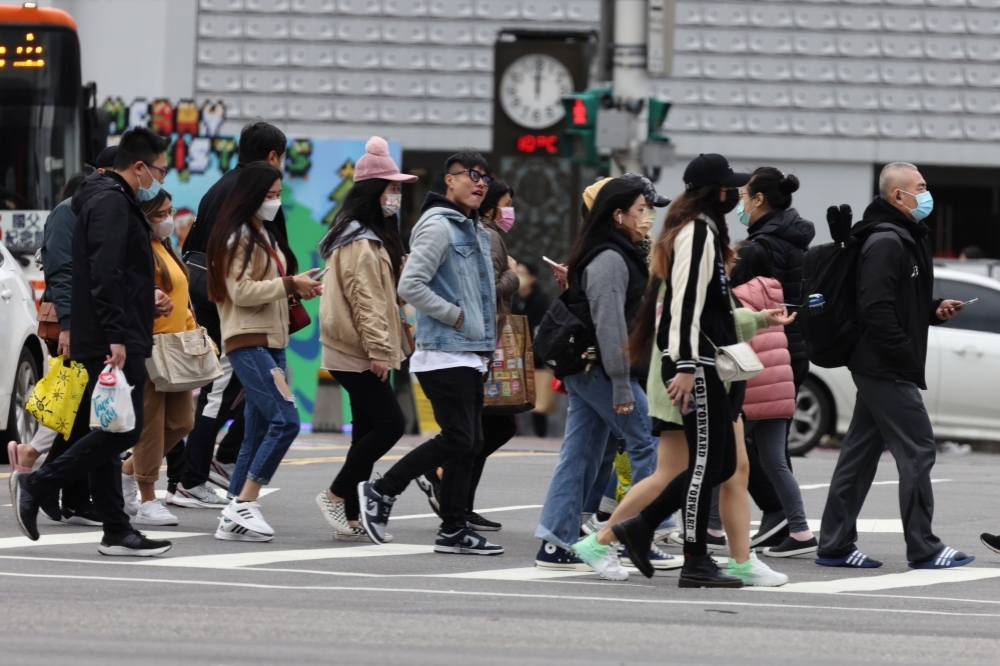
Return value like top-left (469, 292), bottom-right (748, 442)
top-left (683, 153), bottom-right (751, 190)
top-left (92, 145), bottom-right (118, 169)
top-left (622, 172), bottom-right (671, 207)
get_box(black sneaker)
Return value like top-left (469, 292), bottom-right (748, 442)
top-left (415, 472), bottom-right (442, 516)
top-left (982, 533), bottom-right (1000, 555)
top-left (39, 491), bottom-right (62, 524)
top-left (750, 512), bottom-right (789, 548)
top-left (535, 541), bottom-right (591, 571)
top-left (762, 535), bottom-right (818, 558)
top-left (98, 530), bottom-right (172, 557)
top-left (10, 472), bottom-right (40, 541)
top-left (668, 531), bottom-right (728, 552)
top-left (357, 480), bottom-right (395, 545)
top-left (435, 526), bottom-right (504, 555)
top-left (467, 511), bottom-right (501, 531)
top-left (61, 504), bottom-right (103, 527)
top-left (611, 515), bottom-right (656, 579)
top-left (678, 554), bottom-right (744, 589)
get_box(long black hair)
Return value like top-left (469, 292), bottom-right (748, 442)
top-left (479, 178), bottom-right (514, 223)
top-left (565, 178), bottom-right (645, 282)
top-left (730, 240), bottom-right (774, 289)
top-left (320, 177), bottom-right (405, 279)
top-left (139, 189), bottom-right (188, 293)
top-left (206, 161), bottom-right (298, 303)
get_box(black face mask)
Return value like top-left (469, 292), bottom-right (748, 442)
top-left (717, 188), bottom-right (739, 215)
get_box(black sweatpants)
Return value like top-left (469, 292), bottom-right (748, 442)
top-left (331, 370), bottom-right (405, 520)
top-left (640, 366), bottom-right (737, 557)
top-left (467, 413), bottom-right (517, 511)
top-left (28, 355), bottom-right (147, 537)
top-left (376, 366), bottom-right (484, 531)
top-left (41, 433), bottom-right (91, 512)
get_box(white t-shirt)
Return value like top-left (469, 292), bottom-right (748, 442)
top-left (409, 350), bottom-right (488, 373)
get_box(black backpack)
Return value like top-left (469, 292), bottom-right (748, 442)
top-left (532, 289), bottom-right (595, 379)
top-left (800, 205), bottom-right (862, 368)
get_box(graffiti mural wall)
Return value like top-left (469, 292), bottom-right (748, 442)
top-left (103, 98), bottom-right (400, 426)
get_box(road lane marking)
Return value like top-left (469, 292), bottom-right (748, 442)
top-left (751, 567), bottom-right (1000, 594)
top-left (748, 519), bottom-right (904, 533)
top-left (432, 567), bottom-right (592, 581)
top-left (279, 451), bottom-right (554, 467)
top-left (0, 531), bottom-right (205, 550)
top-left (154, 488), bottom-right (280, 500)
top-left (799, 479), bottom-right (952, 491)
top-left (1, 571), bottom-right (998, 618)
top-left (393, 505), bottom-right (542, 521)
top-left (139, 543), bottom-right (435, 568)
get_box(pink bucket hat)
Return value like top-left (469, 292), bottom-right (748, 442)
top-left (354, 136), bottom-right (417, 183)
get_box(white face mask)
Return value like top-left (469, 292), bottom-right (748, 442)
top-left (382, 193), bottom-right (402, 216)
top-left (150, 215), bottom-right (174, 239)
top-left (256, 198), bottom-right (282, 221)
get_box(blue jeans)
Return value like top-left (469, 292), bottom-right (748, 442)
top-left (227, 347), bottom-right (300, 495)
top-left (535, 365), bottom-right (656, 551)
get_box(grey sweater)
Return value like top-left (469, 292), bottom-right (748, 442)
top-left (582, 249), bottom-right (633, 405)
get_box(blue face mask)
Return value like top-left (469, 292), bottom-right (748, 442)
top-left (901, 190), bottom-right (933, 222)
top-left (735, 197), bottom-right (757, 227)
top-left (137, 164), bottom-right (163, 202)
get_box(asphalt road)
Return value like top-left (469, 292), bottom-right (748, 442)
top-left (2, 435), bottom-right (999, 665)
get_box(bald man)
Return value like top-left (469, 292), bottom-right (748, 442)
top-left (816, 162), bottom-right (973, 570)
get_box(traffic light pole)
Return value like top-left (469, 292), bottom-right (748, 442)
top-left (610, 0), bottom-right (648, 174)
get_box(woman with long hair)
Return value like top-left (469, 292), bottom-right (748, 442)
top-left (575, 154), bottom-right (776, 587)
top-left (532, 178), bottom-right (656, 578)
top-left (205, 161), bottom-right (322, 542)
top-left (314, 137), bottom-right (415, 541)
top-left (120, 190), bottom-right (198, 526)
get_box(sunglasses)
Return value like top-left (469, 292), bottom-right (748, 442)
top-left (448, 169), bottom-right (493, 185)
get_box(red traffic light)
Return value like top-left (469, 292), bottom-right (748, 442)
top-left (571, 98), bottom-right (587, 126)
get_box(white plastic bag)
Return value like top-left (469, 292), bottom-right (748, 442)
top-left (89, 365), bottom-right (136, 433)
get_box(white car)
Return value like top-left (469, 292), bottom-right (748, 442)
top-left (0, 244), bottom-right (43, 461)
top-left (791, 267), bottom-right (1000, 455)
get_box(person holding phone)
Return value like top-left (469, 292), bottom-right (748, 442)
top-left (314, 137), bottom-right (416, 541)
top-left (205, 161), bottom-right (323, 542)
top-left (817, 162), bottom-right (973, 570)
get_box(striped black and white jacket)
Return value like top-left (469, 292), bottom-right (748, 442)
top-left (656, 218), bottom-right (737, 376)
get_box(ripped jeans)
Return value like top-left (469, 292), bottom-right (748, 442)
top-left (227, 346), bottom-right (300, 495)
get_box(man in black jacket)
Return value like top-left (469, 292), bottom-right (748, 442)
top-left (11, 128), bottom-right (173, 556)
top-left (172, 122), bottom-right (291, 507)
top-left (817, 162), bottom-right (972, 570)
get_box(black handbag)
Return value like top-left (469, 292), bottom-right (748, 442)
top-left (183, 251), bottom-right (210, 306)
top-left (532, 293), bottom-right (594, 379)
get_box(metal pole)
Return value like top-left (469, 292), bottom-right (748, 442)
top-left (611, 0), bottom-right (647, 173)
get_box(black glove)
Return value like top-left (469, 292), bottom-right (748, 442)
top-left (826, 204), bottom-right (853, 244)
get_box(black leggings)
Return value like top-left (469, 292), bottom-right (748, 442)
top-left (640, 365), bottom-right (737, 557)
top-left (331, 370), bottom-right (405, 520)
top-left (467, 413), bottom-right (517, 511)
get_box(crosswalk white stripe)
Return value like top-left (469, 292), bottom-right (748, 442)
top-left (798, 479), bottom-right (952, 491)
top-left (752, 568), bottom-right (1000, 594)
top-left (154, 488), bottom-right (280, 501)
top-left (139, 543), bottom-right (435, 568)
top-left (0, 531), bottom-right (204, 550)
top-left (391, 505), bottom-right (542, 521)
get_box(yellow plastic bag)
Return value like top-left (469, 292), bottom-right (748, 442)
top-left (26, 357), bottom-right (89, 439)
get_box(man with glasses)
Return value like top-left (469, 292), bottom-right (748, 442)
top-left (358, 152), bottom-right (504, 556)
top-left (11, 128), bottom-right (175, 557)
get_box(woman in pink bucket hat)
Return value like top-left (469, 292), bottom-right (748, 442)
top-left (314, 137), bottom-right (418, 540)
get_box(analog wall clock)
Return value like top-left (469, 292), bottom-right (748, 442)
top-left (499, 54), bottom-right (574, 130)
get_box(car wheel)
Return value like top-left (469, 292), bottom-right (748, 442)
top-left (789, 376), bottom-right (833, 457)
top-left (1, 347), bottom-right (39, 462)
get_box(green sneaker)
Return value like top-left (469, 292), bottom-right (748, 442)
top-left (572, 534), bottom-right (628, 581)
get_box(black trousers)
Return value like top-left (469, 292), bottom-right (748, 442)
top-left (180, 354), bottom-right (245, 489)
top-left (29, 355), bottom-right (147, 537)
top-left (330, 370), bottom-right (405, 520)
top-left (467, 413), bottom-right (517, 511)
top-left (41, 432), bottom-right (91, 512)
top-left (377, 366), bottom-right (484, 531)
top-left (640, 366), bottom-right (737, 557)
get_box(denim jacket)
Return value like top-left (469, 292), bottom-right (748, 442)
top-left (398, 194), bottom-right (496, 353)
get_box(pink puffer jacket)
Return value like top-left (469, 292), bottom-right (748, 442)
top-left (733, 277), bottom-right (796, 421)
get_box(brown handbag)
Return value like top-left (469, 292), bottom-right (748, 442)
top-left (483, 314), bottom-right (536, 415)
top-left (36, 302), bottom-right (61, 343)
top-left (257, 228), bottom-right (312, 335)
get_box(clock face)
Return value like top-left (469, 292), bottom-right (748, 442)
top-left (499, 54), bottom-right (574, 130)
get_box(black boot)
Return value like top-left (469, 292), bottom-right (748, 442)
top-left (678, 554), bottom-right (744, 589)
top-left (611, 515), bottom-right (655, 579)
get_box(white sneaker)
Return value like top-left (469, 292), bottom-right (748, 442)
top-left (215, 515), bottom-right (273, 542)
top-left (737, 551), bottom-right (789, 587)
top-left (121, 473), bottom-right (140, 517)
top-left (581, 515), bottom-right (606, 535)
top-left (208, 460), bottom-right (235, 489)
top-left (134, 500), bottom-right (179, 526)
top-left (571, 535), bottom-right (628, 581)
top-left (332, 526), bottom-right (394, 543)
top-left (222, 499), bottom-right (274, 536)
top-left (171, 483), bottom-right (229, 509)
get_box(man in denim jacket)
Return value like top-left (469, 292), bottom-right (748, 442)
top-left (358, 152), bottom-right (503, 555)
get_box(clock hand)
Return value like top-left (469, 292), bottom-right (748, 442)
top-left (535, 60), bottom-right (542, 98)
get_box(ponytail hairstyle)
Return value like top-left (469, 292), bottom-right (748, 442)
top-left (140, 189), bottom-right (188, 293)
top-left (747, 167), bottom-right (799, 211)
top-left (206, 161), bottom-right (297, 303)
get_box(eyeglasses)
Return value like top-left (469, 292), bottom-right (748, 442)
top-left (145, 163), bottom-right (168, 178)
top-left (149, 207), bottom-right (177, 220)
top-left (447, 169), bottom-right (493, 185)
